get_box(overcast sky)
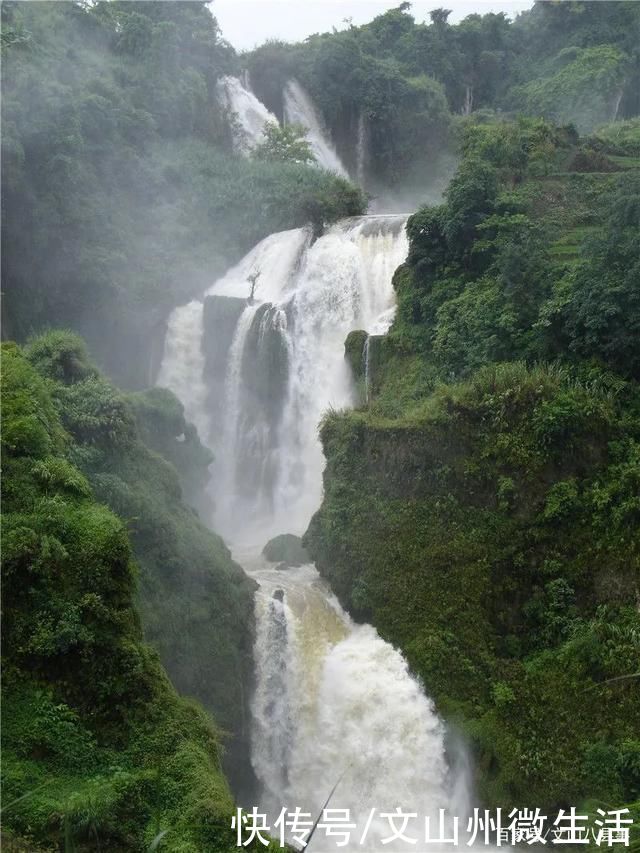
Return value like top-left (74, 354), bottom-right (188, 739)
top-left (212, 0), bottom-right (534, 51)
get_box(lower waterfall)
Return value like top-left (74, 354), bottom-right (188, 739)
top-left (157, 213), bottom-right (476, 850)
top-left (247, 553), bottom-right (466, 852)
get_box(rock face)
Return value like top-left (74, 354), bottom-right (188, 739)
top-left (263, 533), bottom-right (310, 567)
top-left (345, 329), bottom-right (368, 380)
top-left (201, 295), bottom-right (246, 438)
top-left (202, 294), bottom-right (246, 376)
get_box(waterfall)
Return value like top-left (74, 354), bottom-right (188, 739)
top-left (283, 79), bottom-right (349, 177)
top-left (156, 299), bottom-right (210, 441)
top-left (217, 75), bottom-right (279, 154)
top-left (158, 214), bottom-right (408, 542)
top-left (245, 556), bottom-right (466, 851)
top-left (157, 211), bottom-right (476, 845)
top-left (217, 74), bottom-right (351, 179)
top-left (356, 112), bottom-right (368, 187)
top-left (158, 216), bottom-right (407, 540)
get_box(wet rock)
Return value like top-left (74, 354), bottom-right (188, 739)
top-left (263, 533), bottom-right (310, 568)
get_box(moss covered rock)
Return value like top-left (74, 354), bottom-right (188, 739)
top-left (344, 330), bottom-right (368, 380)
top-left (263, 533), bottom-right (310, 567)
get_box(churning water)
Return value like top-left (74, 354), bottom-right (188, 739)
top-left (245, 553), bottom-right (467, 852)
top-left (159, 215), bottom-right (408, 541)
top-left (159, 79), bottom-right (475, 853)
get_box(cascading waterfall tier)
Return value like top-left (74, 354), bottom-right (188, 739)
top-left (246, 554), bottom-right (467, 852)
top-left (158, 214), bottom-right (408, 543)
top-left (216, 75), bottom-right (279, 154)
top-left (283, 79), bottom-right (349, 177)
top-left (216, 74), bottom-right (350, 180)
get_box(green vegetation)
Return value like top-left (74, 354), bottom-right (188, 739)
top-left (1, 340), bottom-right (253, 851)
top-left (246, 1), bottom-right (639, 192)
top-left (18, 331), bottom-right (258, 793)
top-left (262, 534), bottom-right (310, 568)
top-left (253, 122), bottom-right (315, 165)
top-left (305, 117), bottom-right (640, 810)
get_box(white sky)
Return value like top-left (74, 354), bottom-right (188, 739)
top-left (212, 0), bottom-right (534, 51)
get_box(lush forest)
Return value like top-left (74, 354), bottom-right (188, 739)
top-left (2, 1), bottom-right (640, 851)
top-left (307, 116), bottom-right (640, 810)
top-left (1, 0), bottom-right (365, 387)
top-left (247, 1), bottom-right (639, 193)
top-left (2, 336), bottom-right (254, 850)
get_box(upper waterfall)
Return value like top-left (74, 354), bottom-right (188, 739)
top-left (158, 214), bottom-right (408, 544)
top-left (283, 79), bottom-right (349, 177)
top-left (217, 75), bottom-right (279, 155)
top-left (216, 75), bottom-right (351, 180)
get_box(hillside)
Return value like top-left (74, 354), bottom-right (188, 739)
top-left (1, 0), bottom-right (365, 388)
top-left (305, 117), bottom-right (640, 809)
top-left (2, 339), bottom-right (255, 851)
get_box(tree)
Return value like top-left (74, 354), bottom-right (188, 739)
top-left (430, 8), bottom-right (452, 26)
top-left (252, 121), bottom-right (315, 165)
top-left (563, 174), bottom-right (640, 378)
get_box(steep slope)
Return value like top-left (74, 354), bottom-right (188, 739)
top-left (305, 118), bottom-right (640, 810)
top-left (1, 1), bottom-right (365, 388)
top-left (1, 342), bottom-right (248, 851)
top-left (20, 331), bottom-right (259, 798)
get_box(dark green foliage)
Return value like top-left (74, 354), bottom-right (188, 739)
top-left (1, 342), bottom-right (246, 851)
top-left (306, 117), bottom-right (640, 811)
top-left (127, 386), bottom-right (214, 512)
top-left (246, 1), bottom-right (639, 194)
top-left (563, 172), bottom-right (640, 378)
top-left (344, 330), bottom-right (368, 381)
top-left (262, 534), bottom-right (310, 568)
top-left (391, 119), bottom-right (640, 381)
top-left (15, 332), bottom-right (258, 800)
top-left (509, 45), bottom-right (630, 132)
top-left (247, 22), bottom-right (452, 190)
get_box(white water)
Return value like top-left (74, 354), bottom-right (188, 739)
top-left (284, 79), bottom-right (349, 177)
top-left (217, 75), bottom-right (279, 154)
top-left (159, 214), bottom-right (408, 541)
top-left (156, 300), bottom-right (210, 441)
top-left (245, 554), bottom-right (468, 852)
top-left (157, 83), bottom-right (475, 852)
